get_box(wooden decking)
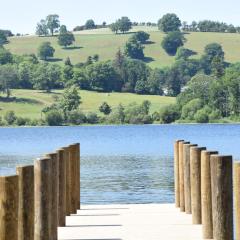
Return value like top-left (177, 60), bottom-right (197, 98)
top-left (58, 204), bottom-right (207, 240)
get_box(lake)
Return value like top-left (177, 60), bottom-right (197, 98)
top-left (0, 124), bottom-right (239, 204)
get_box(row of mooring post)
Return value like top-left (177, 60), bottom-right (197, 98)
top-left (174, 140), bottom-right (240, 240)
top-left (0, 143), bottom-right (80, 240)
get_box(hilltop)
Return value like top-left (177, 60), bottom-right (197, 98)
top-left (6, 26), bottom-right (240, 68)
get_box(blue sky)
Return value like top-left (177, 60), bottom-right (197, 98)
top-left (1, 0), bottom-right (239, 34)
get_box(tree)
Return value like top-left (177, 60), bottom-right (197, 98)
top-left (60, 86), bottom-right (81, 118)
top-left (4, 111), bottom-right (17, 125)
top-left (158, 13), bottom-right (182, 32)
top-left (124, 38), bottom-right (145, 59)
top-left (161, 31), bottom-right (185, 55)
top-left (64, 57), bottom-right (72, 66)
top-left (0, 65), bottom-right (19, 98)
top-left (117, 17), bottom-right (132, 34)
top-left (32, 63), bottom-right (61, 92)
top-left (86, 61), bottom-right (121, 91)
top-left (204, 43), bottom-right (225, 62)
top-left (93, 54), bottom-right (99, 62)
top-left (99, 102), bottom-right (112, 115)
top-left (46, 14), bottom-right (60, 36)
top-left (37, 42), bottom-right (55, 60)
top-left (0, 32), bottom-right (7, 46)
top-left (110, 23), bottom-right (119, 34)
top-left (36, 19), bottom-right (49, 36)
top-left (58, 25), bottom-right (75, 48)
top-left (85, 19), bottom-right (96, 29)
top-left (0, 47), bottom-right (13, 64)
top-left (131, 31), bottom-right (150, 44)
top-left (176, 47), bottom-right (196, 60)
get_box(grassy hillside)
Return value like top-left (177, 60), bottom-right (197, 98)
top-left (0, 89), bottom-right (175, 119)
top-left (6, 26), bottom-right (240, 68)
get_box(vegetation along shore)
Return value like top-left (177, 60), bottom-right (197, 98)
top-left (1, 13), bottom-right (240, 126)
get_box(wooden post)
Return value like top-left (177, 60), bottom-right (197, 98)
top-left (190, 146), bottom-right (206, 224)
top-left (56, 148), bottom-right (66, 226)
top-left (234, 162), bottom-right (240, 240)
top-left (45, 153), bottom-right (59, 240)
top-left (0, 175), bottom-right (19, 240)
top-left (201, 150), bottom-right (218, 239)
top-left (183, 143), bottom-right (197, 214)
top-left (34, 158), bottom-right (52, 240)
top-left (211, 155), bottom-right (233, 240)
top-left (174, 140), bottom-right (183, 208)
top-left (63, 147), bottom-right (71, 216)
top-left (69, 144), bottom-right (77, 214)
top-left (179, 141), bottom-right (189, 212)
top-left (16, 165), bottom-right (34, 240)
top-left (74, 143), bottom-right (80, 210)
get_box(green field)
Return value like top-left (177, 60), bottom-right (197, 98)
top-left (6, 26), bottom-right (240, 68)
top-left (0, 89), bottom-right (175, 119)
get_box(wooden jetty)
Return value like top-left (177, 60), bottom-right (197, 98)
top-left (0, 140), bottom-right (239, 240)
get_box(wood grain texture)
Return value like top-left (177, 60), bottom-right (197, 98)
top-left (211, 155), bottom-right (233, 240)
top-left (16, 165), bottom-right (34, 240)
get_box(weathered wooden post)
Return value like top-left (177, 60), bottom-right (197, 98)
top-left (46, 153), bottom-right (59, 240)
top-left (63, 146), bottom-right (71, 216)
top-left (201, 150), bottom-right (218, 239)
top-left (0, 175), bottom-right (19, 240)
top-left (183, 143), bottom-right (197, 214)
top-left (16, 165), bottom-right (34, 240)
top-left (211, 155), bottom-right (233, 240)
top-left (34, 158), bottom-right (52, 240)
top-left (74, 143), bottom-right (80, 210)
top-left (56, 148), bottom-right (66, 226)
top-left (179, 141), bottom-right (189, 212)
top-left (174, 140), bottom-right (183, 208)
top-left (234, 162), bottom-right (240, 240)
top-left (69, 144), bottom-right (77, 214)
top-left (190, 146), bottom-right (206, 224)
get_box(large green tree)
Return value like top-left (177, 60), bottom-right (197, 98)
top-left (85, 19), bottom-right (96, 29)
top-left (161, 31), bottom-right (185, 55)
top-left (37, 42), bottom-right (55, 60)
top-left (0, 65), bottom-right (19, 98)
top-left (0, 47), bottom-right (13, 64)
top-left (60, 86), bottom-right (81, 118)
top-left (46, 14), bottom-right (60, 36)
top-left (158, 13), bottom-right (182, 32)
top-left (58, 25), bottom-right (75, 48)
top-left (36, 19), bottom-right (49, 36)
top-left (124, 38), bottom-right (145, 60)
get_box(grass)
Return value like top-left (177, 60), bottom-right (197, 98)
top-left (0, 89), bottom-right (175, 119)
top-left (6, 26), bottom-right (240, 68)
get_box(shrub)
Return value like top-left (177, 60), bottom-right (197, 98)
top-left (194, 106), bottom-right (211, 123)
top-left (209, 109), bottom-right (221, 122)
top-left (67, 110), bottom-right (86, 125)
top-left (45, 110), bottom-right (63, 126)
top-left (99, 102), bottom-right (112, 115)
top-left (131, 31), bottom-right (150, 44)
top-left (4, 111), bottom-right (17, 125)
top-left (181, 98), bottom-right (203, 120)
top-left (107, 104), bottom-right (125, 124)
top-left (15, 117), bottom-right (31, 126)
top-left (86, 112), bottom-right (99, 124)
top-left (159, 104), bottom-right (180, 123)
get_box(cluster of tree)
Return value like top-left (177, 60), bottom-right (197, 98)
top-left (110, 17), bottom-right (132, 34)
top-left (36, 14), bottom-right (60, 36)
top-left (73, 20), bottom-right (107, 31)
top-left (0, 40), bottom-right (228, 99)
top-left (182, 20), bottom-right (240, 33)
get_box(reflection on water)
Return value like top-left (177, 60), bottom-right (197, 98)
top-left (0, 124), bottom-right (240, 204)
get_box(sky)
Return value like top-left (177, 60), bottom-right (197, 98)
top-left (1, 0), bottom-right (239, 34)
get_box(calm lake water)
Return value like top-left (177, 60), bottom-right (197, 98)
top-left (0, 124), bottom-right (239, 204)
